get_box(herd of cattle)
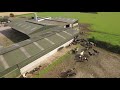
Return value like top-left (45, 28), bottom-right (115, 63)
top-left (72, 36), bottom-right (99, 62)
top-left (59, 36), bottom-right (100, 78)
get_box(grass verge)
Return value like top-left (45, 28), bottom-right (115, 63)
top-left (34, 52), bottom-right (71, 78)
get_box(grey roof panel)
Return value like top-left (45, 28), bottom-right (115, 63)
top-left (19, 47), bottom-right (31, 58)
top-left (0, 55), bottom-right (9, 69)
top-left (51, 17), bottom-right (78, 24)
top-left (0, 65), bottom-right (5, 72)
top-left (33, 42), bottom-right (44, 50)
top-left (36, 38), bottom-right (53, 49)
top-left (26, 19), bottom-right (68, 26)
top-left (66, 28), bottom-right (79, 35)
top-left (3, 49), bottom-right (27, 66)
top-left (59, 31), bottom-right (71, 38)
top-left (7, 20), bottom-right (44, 35)
top-left (0, 55), bottom-right (8, 71)
top-left (24, 43), bottom-right (42, 56)
top-left (47, 34), bottom-right (65, 44)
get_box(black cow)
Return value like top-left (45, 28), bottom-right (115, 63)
top-left (88, 51), bottom-right (93, 56)
top-left (93, 49), bottom-right (99, 54)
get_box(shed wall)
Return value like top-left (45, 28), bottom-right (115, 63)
top-left (20, 39), bottom-right (73, 74)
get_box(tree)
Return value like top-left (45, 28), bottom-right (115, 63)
top-left (9, 13), bottom-right (15, 17)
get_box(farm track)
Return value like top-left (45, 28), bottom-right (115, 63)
top-left (0, 12), bottom-right (33, 16)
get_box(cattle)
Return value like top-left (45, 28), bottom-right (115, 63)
top-left (75, 53), bottom-right (89, 62)
top-left (22, 72), bottom-right (29, 78)
top-left (59, 68), bottom-right (76, 78)
top-left (71, 47), bottom-right (79, 54)
top-left (88, 51), bottom-right (93, 56)
top-left (93, 49), bottom-right (99, 54)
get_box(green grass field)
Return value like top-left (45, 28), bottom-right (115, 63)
top-left (19, 12), bottom-right (120, 46)
top-left (89, 32), bottom-right (120, 45)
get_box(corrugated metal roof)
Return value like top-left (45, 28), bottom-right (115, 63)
top-left (51, 17), bottom-right (78, 24)
top-left (0, 17), bottom-right (79, 75)
top-left (28, 26), bottom-right (68, 38)
top-left (26, 19), bottom-right (68, 26)
top-left (7, 20), bottom-right (45, 35)
top-left (0, 27), bottom-right (79, 72)
top-left (7, 17), bottom-right (78, 37)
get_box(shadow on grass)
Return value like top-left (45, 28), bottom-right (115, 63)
top-left (88, 37), bottom-right (120, 54)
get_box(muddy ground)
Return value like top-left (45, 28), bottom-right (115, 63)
top-left (40, 46), bottom-right (120, 78)
top-left (39, 23), bottom-right (120, 78)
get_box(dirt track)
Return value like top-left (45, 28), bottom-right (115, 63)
top-left (0, 12), bottom-right (33, 16)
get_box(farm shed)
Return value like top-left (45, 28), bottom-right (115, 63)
top-left (22, 16), bottom-right (79, 28)
top-left (0, 18), bottom-right (79, 78)
top-left (50, 17), bottom-right (79, 28)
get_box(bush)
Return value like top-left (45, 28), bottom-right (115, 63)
top-left (9, 13), bottom-right (15, 17)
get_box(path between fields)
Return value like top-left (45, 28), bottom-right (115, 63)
top-left (0, 12), bottom-right (33, 16)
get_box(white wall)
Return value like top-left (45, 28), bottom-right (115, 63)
top-left (63, 23), bottom-right (78, 28)
top-left (73, 23), bottom-right (78, 27)
top-left (70, 24), bottom-right (73, 28)
top-left (20, 39), bottom-right (74, 74)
